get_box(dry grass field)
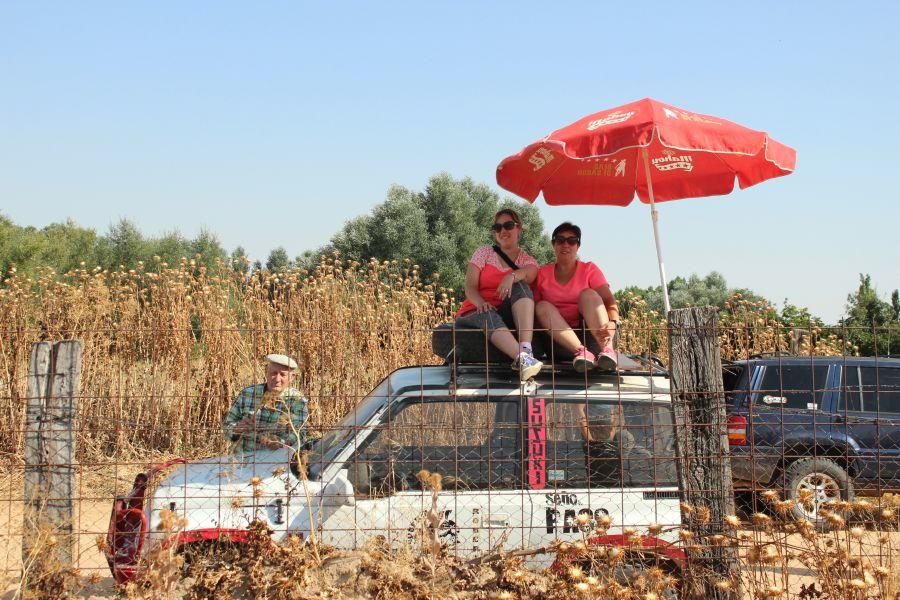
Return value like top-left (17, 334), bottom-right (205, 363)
top-left (1, 255), bottom-right (884, 599)
top-left (0, 255), bottom-right (848, 468)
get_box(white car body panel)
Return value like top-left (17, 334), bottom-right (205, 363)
top-left (135, 367), bottom-right (682, 571)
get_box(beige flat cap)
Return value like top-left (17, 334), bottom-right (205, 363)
top-left (265, 353), bottom-right (298, 370)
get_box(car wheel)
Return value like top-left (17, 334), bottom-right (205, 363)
top-left (784, 458), bottom-right (854, 529)
top-left (611, 560), bottom-right (681, 600)
top-left (574, 556), bottom-right (680, 600)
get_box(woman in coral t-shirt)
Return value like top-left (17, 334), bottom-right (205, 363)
top-left (534, 222), bottom-right (620, 372)
top-left (454, 208), bottom-right (542, 380)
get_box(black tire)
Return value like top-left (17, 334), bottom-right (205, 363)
top-left (578, 556), bottom-right (680, 600)
top-left (784, 457), bottom-right (854, 529)
top-left (612, 560), bottom-right (680, 600)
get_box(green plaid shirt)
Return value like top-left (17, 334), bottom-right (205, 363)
top-left (223, 383), bottom-right (308, 454)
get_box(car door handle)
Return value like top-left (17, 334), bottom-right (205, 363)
top-left (488, 513), bottom-right (509, 526)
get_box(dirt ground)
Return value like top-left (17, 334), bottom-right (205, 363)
top-left (0, 465), bottom-right (142, 599)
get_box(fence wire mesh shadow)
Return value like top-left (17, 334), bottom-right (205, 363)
top-left (0, 323), bottom-right (897, 599)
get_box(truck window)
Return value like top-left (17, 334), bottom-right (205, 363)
top-left (858, 366), bottom-right (900, 414)
top-left (543, 400), bottom-right (677, 489)
top-left (877, 367), bottom-right (900, 414)
top-left (758, 364), bottom-right (829, 410)
top-left (345, 398), bottom-right (520, 496)
top-left (841, 366), bottom-right (863, 412)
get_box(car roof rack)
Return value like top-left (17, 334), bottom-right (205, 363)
top-left (443, 351), bottom-right (668, 381)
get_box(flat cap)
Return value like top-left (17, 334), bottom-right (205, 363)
top-left (265, 353), bottom-right (298, 370)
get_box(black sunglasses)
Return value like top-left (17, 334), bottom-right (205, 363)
top-left (491, 220), bottom-right (518, 232)
top-left (553, 236), bottom-right (580, 246)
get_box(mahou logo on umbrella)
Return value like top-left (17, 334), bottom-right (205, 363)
top-left (586, 110), bottom-right (634, 130)
top-left (652, 149), bottom-right (694, 172)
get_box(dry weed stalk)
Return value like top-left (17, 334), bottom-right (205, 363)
top-left (17, 521), bottom-right (82, 600)
top-left (1, 256), bottom-right (849, 470)
top-left (0, 255), bottom-right (452, 467)
top-left (122, 507), bottom-right (188, 600)
top-left (416, 469), bottom-right (444, 565)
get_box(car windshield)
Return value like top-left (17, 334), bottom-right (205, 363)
top-left (307, 378), bottom-right (391, 480)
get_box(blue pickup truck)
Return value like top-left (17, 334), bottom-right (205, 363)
top-left (722, 356), bottom-right (900, 524)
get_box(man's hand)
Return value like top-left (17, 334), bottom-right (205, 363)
top-left (260, 435), bottom-right (282, 450)
top-left (231, 416), bottom-right (256, 435)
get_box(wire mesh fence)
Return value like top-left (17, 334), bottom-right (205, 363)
top-left (0, 321), bottom-right (898, 599)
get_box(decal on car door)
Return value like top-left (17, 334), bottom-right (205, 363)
top-left (527, 397), bottom-right (547, 490)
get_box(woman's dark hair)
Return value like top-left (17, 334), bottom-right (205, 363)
top-left (494, 208), bottom-right (522, 225)
top-left (551, 221), bottom-right (581, 241)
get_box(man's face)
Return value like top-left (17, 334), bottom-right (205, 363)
top-left (265, 363), bottom-right (294, 393)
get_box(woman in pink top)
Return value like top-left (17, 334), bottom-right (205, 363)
top-left (534, 222), bottom-right (620, 372)
top-left (455, 209), bottom-right (542, 380)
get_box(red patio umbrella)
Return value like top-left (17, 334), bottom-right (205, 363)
top-left (496, 98), bottom-right (796, 312)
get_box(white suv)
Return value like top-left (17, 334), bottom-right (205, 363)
top-left (106, 361), bottom-right (682, 582)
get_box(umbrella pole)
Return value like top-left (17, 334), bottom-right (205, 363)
top-left (641, 148), bottom-right (672, 314)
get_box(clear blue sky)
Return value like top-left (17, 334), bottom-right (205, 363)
top-left (2, 1), bottom-right (898, 323)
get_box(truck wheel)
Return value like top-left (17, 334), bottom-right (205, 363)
top-left (784, 458), bottom-right (854, 529)
top-left (612, 560), bottom-right (681, 600)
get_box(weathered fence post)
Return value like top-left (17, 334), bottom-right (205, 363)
top-left (24, 340), bottom-right (82, 570)
top-left (667, 307), bottom-right (740, 599)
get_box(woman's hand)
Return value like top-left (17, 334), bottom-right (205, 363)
top-left (597, 320), bottom-right (616, 345)
top-left (496, 272), bottom-right (517, 300)
top-left (475, 299), bottom-right (496, 313)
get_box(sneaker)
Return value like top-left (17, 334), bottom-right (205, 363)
top-left (572, 346), bottom-right (596, 373)
top-left (596, 344), bottom-right (618, 371)
top-left (513, 352), bottom-right (543, 380)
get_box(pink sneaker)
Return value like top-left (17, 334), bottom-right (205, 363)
top-left (572, 347), bottom-right (596, 373)
top-left (596, 344), bottom-right (618, 371)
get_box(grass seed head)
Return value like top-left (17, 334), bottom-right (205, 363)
top-left (567, 565), bottom-right (584, 580)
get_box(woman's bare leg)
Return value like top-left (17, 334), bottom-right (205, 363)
top-left (511, 297), bottom-right (534, 345)
top-left (489, 327), bottom-right (521, 359)
top-left (536, 301), bottom-right (582, 352)
top-left (579, 289), bottom-right (612, 349)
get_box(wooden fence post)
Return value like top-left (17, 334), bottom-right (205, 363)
top-left (23, 340), bottom-right (82, 570)
top-left (667, 307), bottom-right (740, 599)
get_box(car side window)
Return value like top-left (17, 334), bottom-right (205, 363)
top-left (543, 400), bottom-right (677, 489)
top-left (860, 367), bottom-right (900, 414)
top-left (841, 366), bottom-right (863, 412)
top-left (345, 398), bottom-right (520, 496)
top-left (758, 365), bottom-right (829, 410)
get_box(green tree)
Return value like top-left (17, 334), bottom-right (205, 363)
top-left (189, 229), bottom-right (227, 270)
top-left (97, 219), bottom-right (147, 269)
top-left (266, 247), bottom-right (290, 272)
top-left (842, 274), bottom-right (899, 355)
top-left (318, 173), bottom-right (553, 294)
top-left (150, 231), bottom-right (191, 266)
top-left (0, 214), bottom-right (99, 275)
top-left (230, 245), bottom-right (251, 275)
top-left (39, 220), bottom-right (98, 273)
top-left (617, 271), bottom-right (768, 317)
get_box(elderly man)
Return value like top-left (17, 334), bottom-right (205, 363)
top-left (223, 354), bottom-right (309, 453)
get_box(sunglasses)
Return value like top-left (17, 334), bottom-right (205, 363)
top-left (491, 220), bottom-right (518, 232)
top-left (553, 236), bottom-right (581, 246)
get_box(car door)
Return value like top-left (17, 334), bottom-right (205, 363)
top-left (318, 395), bottom-right (529, 558)
top-left (525, 395), bottom-right (681, 564)
top-left (751, 362), bottom-right (832, 471)
top-left (836, 365), bottom-right (900, 489)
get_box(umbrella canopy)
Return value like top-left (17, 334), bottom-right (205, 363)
top-left (496, 98), bottom-right (796, 311)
